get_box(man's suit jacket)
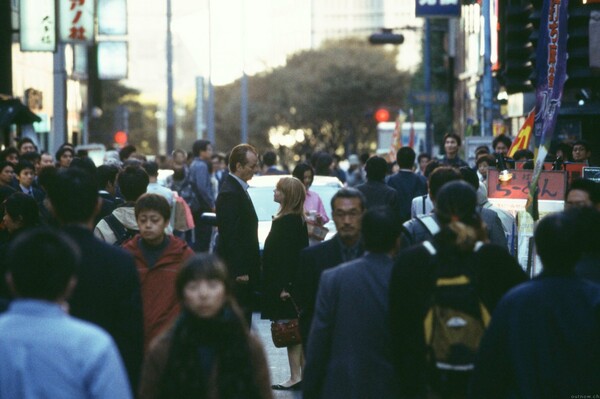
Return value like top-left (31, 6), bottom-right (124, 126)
top-left (386, 170), bottom-right (427, 222)
top-left (296, 236), bottom-right (364, 347)
top-left (62, 225), bottom-right (144, 393)
top-left (215, 174), bottom-right (260, 284)
top-left (303, 253), bottom-right (401, 399)
top-left (356, 180), bottom-right (401, 213)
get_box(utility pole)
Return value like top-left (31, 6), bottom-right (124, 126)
top-left (240, 0), bottom-right (248, 143)
top-left (166, 0), bottom-right (175, 154)
top-left (424, 19), bottom-right (433, 156)
top-left (482, 0), bottom-right (493, 136)
top-left (52, 44), bottom-right (67, 153)
top-left (207, 0), bottom-right (215, 144)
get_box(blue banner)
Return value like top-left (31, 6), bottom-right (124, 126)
top-left (415, 0), bottom-right (461, 18)
top-left (527, 0), bottom-right (569, 219)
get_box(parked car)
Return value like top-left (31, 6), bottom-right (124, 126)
top-left (201, 175), bottom-right (343, 252)
top-left (247, 175), bottom-right (342, 250)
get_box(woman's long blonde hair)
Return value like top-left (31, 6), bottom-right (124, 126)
top-left (275, 177), bottom-right (306, 219)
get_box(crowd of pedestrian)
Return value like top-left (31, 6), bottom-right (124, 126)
top-left (0, 136), bottom-right (598, 399)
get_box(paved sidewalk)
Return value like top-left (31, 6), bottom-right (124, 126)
top-left (252, 313), bottom-right (302, 399)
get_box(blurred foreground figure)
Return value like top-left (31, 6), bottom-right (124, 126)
top-left (0, 228), bottom-right (132, 399)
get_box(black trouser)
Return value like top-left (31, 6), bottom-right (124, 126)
top-left (192, 210), bottom-right (212, 252)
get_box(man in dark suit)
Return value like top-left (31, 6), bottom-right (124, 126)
top-left (295, 188), bottom-right (365, 349)
top-left (356, 155), bottom-right (400, 212)
top-left (216, 144), bottom-right (261, 327)
top-left (45, 168), bottom-right (144, 395)
top-left (387, 147), bottom-right (428, 223)
top-left (303, 207), bottom-right (403, 399)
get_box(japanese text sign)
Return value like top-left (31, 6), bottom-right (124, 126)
top-left (488, 169), bottom-right (566, 201)
top-left (415, 0), bottom-right (460, 18)
top-left (59, 0), bottom-right (94, 44)
top-left (19, 0), bottom-right (56, 52)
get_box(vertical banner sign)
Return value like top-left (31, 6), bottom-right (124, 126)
top-left (59, 0), bottom-right (95, 44)
top-left (508, 108), bottom-right (535, 158)
top-left (19, 0), bottom-right (56, 52)
top-left (526, 0), bottom-right (569, 220)
top-left (388, 110), bottom-right (406, 162)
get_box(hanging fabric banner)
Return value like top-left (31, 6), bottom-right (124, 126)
top-left (526, 0), bottom-right (569, 220)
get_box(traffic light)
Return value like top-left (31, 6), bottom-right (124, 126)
top-left (374, 108), bottom-right (391, 122)
top-left (369, 29), bottom-right (404, 45)
top-left (114, 130), bottom-right (127, 146)
top-left (499, 3), bottom-right (535, 94)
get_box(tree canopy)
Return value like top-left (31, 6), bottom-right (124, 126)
top-left (214, 38), bottom-right (411, 160)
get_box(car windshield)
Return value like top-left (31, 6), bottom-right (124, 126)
top-left (248, 185), bottom-right (339, 221)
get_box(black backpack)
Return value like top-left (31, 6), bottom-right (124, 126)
top-left (105, 214), bottom-right (138, 246)
top-left (421, 241), bottom-right (491, 372)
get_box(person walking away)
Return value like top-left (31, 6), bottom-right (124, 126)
top-left (389, 181), bottom-right (526, 398)
top-left (303, 207), bottom-right (403, 399)
top-left (387, 147), bottom-right (427, 223)
top-left (0, 228), bottom-right (132, 399)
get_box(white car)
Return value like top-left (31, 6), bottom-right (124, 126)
top-left (247, 175), bottom-right (342, 250)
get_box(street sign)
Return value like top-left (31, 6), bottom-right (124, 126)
top-left (488, 169), bottom-right (566, 201)
top-left (409, 91), bottom-right (449, 105)
top-left (415, 0), bottom-right (461, 18)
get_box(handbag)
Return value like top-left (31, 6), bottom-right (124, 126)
top-left (270, 297), bottom-right (302, 348)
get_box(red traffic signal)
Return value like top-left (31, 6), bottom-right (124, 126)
top-left (374, 108), bottom-right (390, 123)
top-left (114, 130), bottom-right (128, 145)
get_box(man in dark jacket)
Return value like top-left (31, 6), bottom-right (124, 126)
top-left (215, 144), bottom-right (261, 327)
top-left (356, 155), bottom-right (400, 213)
top-left (303, 207), bottom-right (402, 399)
top-left (295, 188), bottom-right (365, 349)
top-left (386, 147), bottom-right (427, 223)
top-left (470, 210), bottom-right (600, 398)
top-left (45, 168), bottom-right (144, 394)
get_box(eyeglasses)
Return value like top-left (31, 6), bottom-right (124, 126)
top-left (333, 210), bottom-right (362, 219)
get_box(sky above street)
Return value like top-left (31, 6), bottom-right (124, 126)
top-left (124, 0), bottom-right (311, 101)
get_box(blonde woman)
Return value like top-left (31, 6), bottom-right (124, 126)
top-left (261, 177), bottom-right (309, 391)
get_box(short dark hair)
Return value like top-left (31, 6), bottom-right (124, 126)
top-left (365, 156), bottom-right (388, 182)
top-left (228, 144), bottom-right (257, 173)
top-left (4, 192), bottom-right (40, 228)
top-left (567, 178), bottom-right (600, 205)
top-left (192, 140), bottom-right (212, 157)
top-left (6, 227), bottom-right (80, 300)
top-left (142, 161), bottom-right (159, 177)
top-left (69, 157), bottom-right (97, 178)
top-left (15, 160), bottom-right (35, 175)
top-left (46, 168), bottom-right (98, 223)
top-left (492, 134), bottom-right (512, 150)
top-left (17, 137), bottom-right (36, 151)
top-left (330, 187), bottom-right (366, 212)
top-left (117, 165), bottom-right (149, 202)
top-left (262, 151), bottom-right (277, 167)
top-left (55, 147), bottom-right (74, 163)
top-left (315, 153), bottom-right (333, 176)
top-left (535, 211), bottom-right (580, 272)
top-left (135, 193), bottom-right (171, 221)
top-left (97, 164), bottom-right (120, 190)
top-left (0, 161), bottom-right (14, 172)
top-left (429, 166), bottom-right (461, 201)
top-left (476, 154), bottom-right (495, 168)
top-left (396, 147), bottom-right (417, 169)
top-left (118, 145), bottom-right (137, 161)
top-left (475, 145), bottom-right (490, 156)
top-left (573, 139), bottom-right (590, 153)
top-left (459, 166), bottom-right (480, 190)
top-left (424, 159), bottom-right (441, 179)
top-left (443, 132), bottom-right (462, 147)
top-left (1, 147), bottom-right (19, 162)
top-left (362, 207), bottom-right (401, 253)
top-left (19, 151), bottom-right (40, 164)
top-left (512, 149), bottom-right (534, 161)
top-left (417, 153), bottom-right (431, 163)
